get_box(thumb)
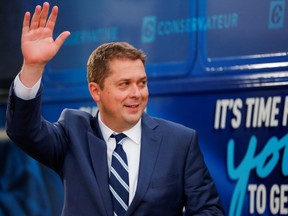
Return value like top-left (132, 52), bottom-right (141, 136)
top-left (54, 31), bottom-right (71, 48)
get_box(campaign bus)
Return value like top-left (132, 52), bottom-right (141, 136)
top-left (0, 0), bottom-right (287, 215)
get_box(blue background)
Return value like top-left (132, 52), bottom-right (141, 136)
top-left (1, 0), bottom-right (288, 215)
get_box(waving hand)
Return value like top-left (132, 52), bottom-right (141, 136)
top-left (20, 2), bottom-right (70, 87)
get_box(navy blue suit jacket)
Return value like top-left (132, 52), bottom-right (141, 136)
top-left (6, 86), bottom-right (224, 216)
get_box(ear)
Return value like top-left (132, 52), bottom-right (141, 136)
top-left (88, 82), bottom-right (101, 102)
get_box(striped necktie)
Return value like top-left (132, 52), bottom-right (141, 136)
top-left (109, 133), bottom-right (129, 216)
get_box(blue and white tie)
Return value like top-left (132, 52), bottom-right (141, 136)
top-left (109, 133), bottom-right (129, 216)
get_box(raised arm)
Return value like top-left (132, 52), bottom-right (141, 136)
top-left (19, 2), bottom-right (70, 87)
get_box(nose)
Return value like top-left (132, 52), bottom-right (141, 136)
top-left (129, 84), bottom-right (141, 98)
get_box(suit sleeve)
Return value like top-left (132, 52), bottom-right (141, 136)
top-left (184, 131), bottom-right (225, 215)
top-left (5, 84), bottom-right (68, 173)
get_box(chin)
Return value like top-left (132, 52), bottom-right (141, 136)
top-left (125, 115), bottom-right (141, 125)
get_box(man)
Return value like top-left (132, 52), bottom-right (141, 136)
top-left (6, 2), bottom-right (224, 216)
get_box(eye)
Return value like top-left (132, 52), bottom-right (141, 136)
top-left (119, 81), bottom-right (129, 87)
top-left (138, 79), bottom-right (147, 87)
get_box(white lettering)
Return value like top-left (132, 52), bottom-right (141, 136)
top-left (246, 97), bottom-right (281, 128)
top-left (270, 184), bottom-right (280, 214)
top-left (248, 184), bottom-right (257, 214)
top-left (270, 96), bottom-right (281, 127)
top-left (282, 96), bottom-right (288, 126)
top-left (214, 99), bottom-right (229, 129)
top-left (280, 185), bottom-right (288, 214)
top-left (256, 184), bottom-right (266, 214)
top-left (257, 97), bottom-right (272, 127)
top-left (231, 98), bottom-right (242, 129)
top-left (246, 98), bottom-right (257, 128)
top-left (270, 184), bottom-right (288, 214)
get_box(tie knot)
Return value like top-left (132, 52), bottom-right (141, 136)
top-left (111, 133), bottom-right (127, 145)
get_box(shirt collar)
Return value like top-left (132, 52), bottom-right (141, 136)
top-left (98, 112), bottom-right (141, 145)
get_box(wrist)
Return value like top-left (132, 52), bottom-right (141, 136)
top-left (19, 62), bottom-right (45, 88)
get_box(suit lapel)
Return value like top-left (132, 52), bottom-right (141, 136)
top-left (87, 116), bottom-right (114, 216)
top-left (126, 114), bottom-right (162, 215)
top-left (87, 113), bottom-right (162, 216)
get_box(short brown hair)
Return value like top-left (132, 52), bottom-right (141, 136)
top-left (87, 42), bottom-right (147, 89)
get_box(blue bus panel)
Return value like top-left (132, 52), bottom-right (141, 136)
top-left (1, 1), bottom-right (288, 216)
top-left (199, 0), bottom-right (288, 73)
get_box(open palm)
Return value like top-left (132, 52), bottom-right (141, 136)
top-left (21, 2), bottom-right (70, 66)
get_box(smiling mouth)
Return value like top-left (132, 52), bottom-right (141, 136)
top-left (126, 104), bottom-right (139, 108)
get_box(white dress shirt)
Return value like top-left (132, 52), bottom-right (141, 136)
top-left (98, 114), bottom-right (141, 204)
top-left (13, 74), bottom-right (141, 204)
top-left (13, 73), bottom-right (41, 100)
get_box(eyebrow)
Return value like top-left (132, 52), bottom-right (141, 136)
top-left (119, 76), bottom-right (147, 82)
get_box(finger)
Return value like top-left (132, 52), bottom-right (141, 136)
top-left (39, 2), bottom-right (50, 27)
top-left (22, 12), bottom-right (31, 34)
top-left (30, 5), bottom-right (42, 29)
top-left (46, 6), bottom-right (58, 32)
top-left (54, 31), bottom-right (71, 48)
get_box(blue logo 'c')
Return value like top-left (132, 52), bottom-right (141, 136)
top-left (268, 0), bottom-right (285, 29)
top-left (141, 16), bottom-right (157, 43)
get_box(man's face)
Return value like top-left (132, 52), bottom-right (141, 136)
top-left (96, 58), bottom-right (148, 132)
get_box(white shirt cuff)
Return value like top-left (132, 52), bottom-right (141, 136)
top-left (13, 73), bottom-right (42, 100)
